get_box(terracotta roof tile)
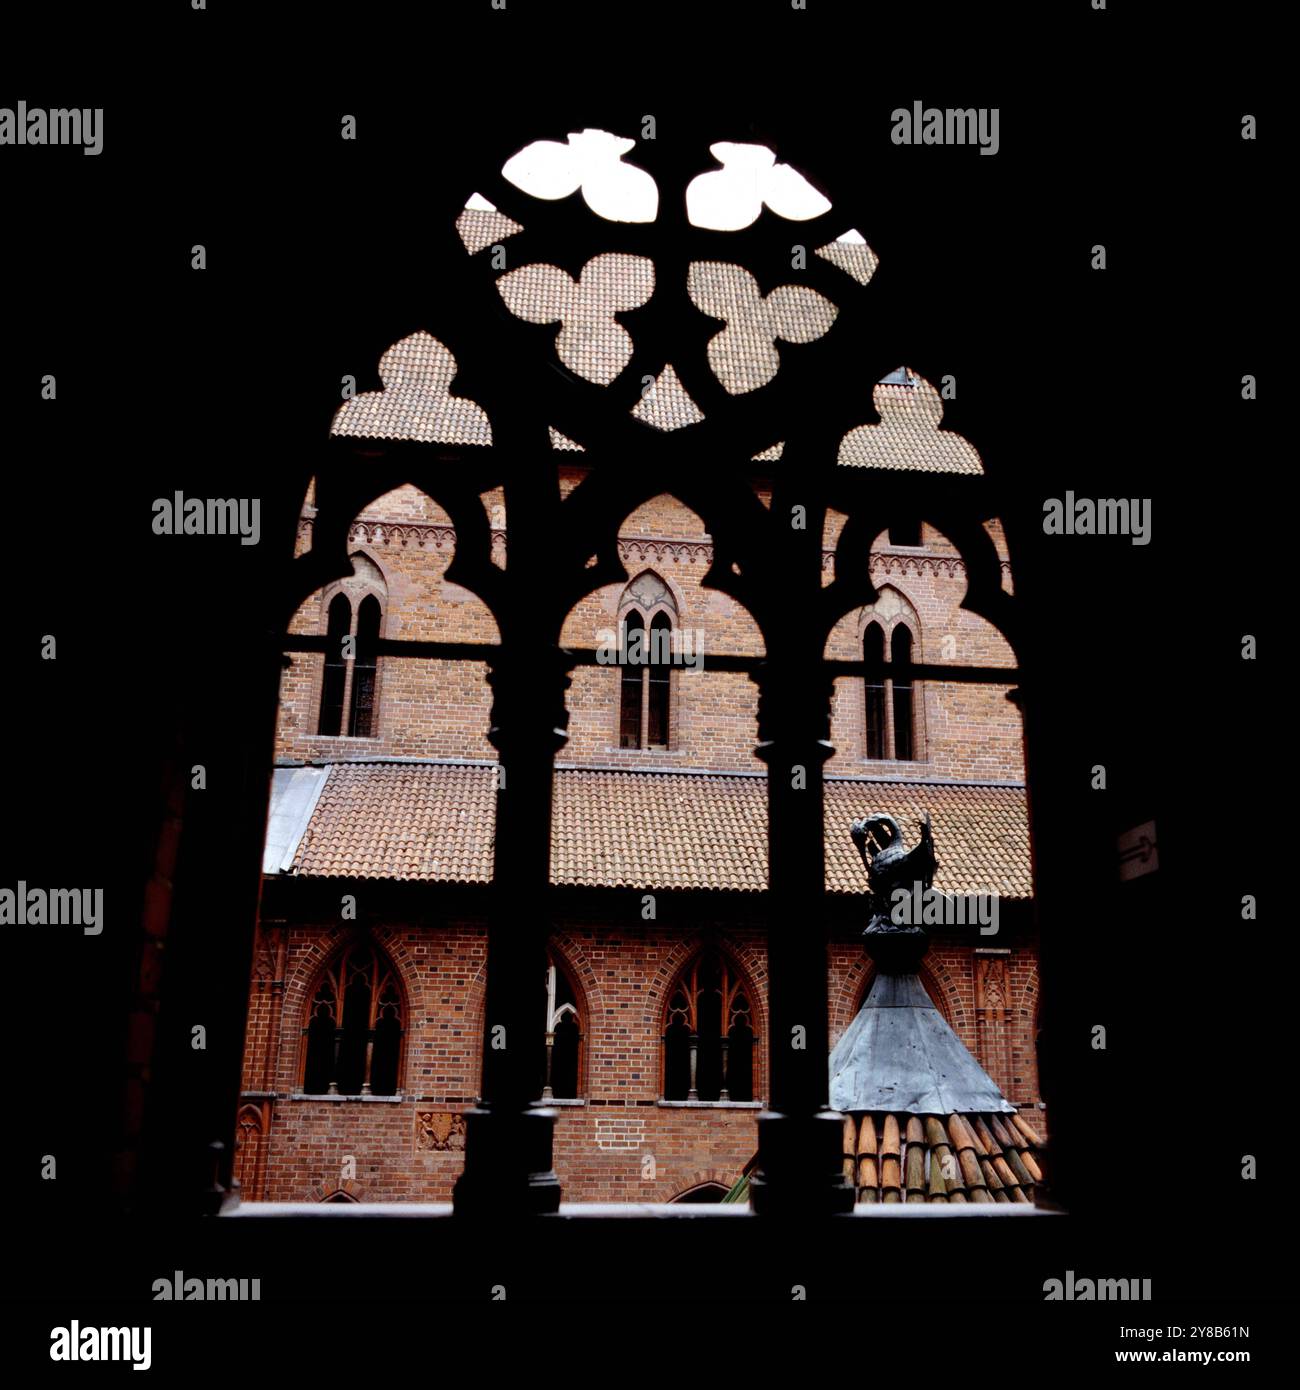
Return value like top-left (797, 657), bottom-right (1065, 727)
top-left (496, 254), bottom-right (655, 386)
top-left (330, 332), bottom-right (493, 446)
top-left (548, 426), bottom-right (585, 451)
top-left (686, 262), bottom-right (837, 396)
top-left (455, 204), bottom-right (524, 256)
top-left (814, 236), bottom-right (878, 286)
top-left (630, 364), bottom-right (705, 431)
top-left (843, 1109), bottom-right (1044, 1205)
top-left (837, 370), bottom-right (984, 474)
top-left (291, 761), bottom-right (495, 883)
top-left (283, 762), bottom-right (1030, 897)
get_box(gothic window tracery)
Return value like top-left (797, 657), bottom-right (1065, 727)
top-left (301, 939), bottom-right (404, 1097)
top-left (861, 587), bottom-right (922, 763)
top-left (617, 570), bottom-right (677, 750)
top-left (281, 120), bottom-right (1029, 1215)
top-left (315, 555), bottom-right (388, 738)
top-left (663, 951), bottom-right (756, 1103)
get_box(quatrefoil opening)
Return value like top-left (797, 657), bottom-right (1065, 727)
top-left (497, 254), bottom-right (655, 386)
top-left (687, 262), bottom-right (838, 395)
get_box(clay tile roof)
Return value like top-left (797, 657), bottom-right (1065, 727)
top-left (279, 762), bottom-right (1030, 897)
top-left (330, 332), bottom-right (493, 446)
top-left (824, 778), bottom-right (1029, 898)
top-left (495, 254), bottom-right (655, 386)
top-left (814, 237), bottom-right (878, 286)
top-left (290, 761), bottom-right (496, 883)
top-left (837, 371), bottom-right (984, 475)
top-left (630, 364), bottom-right (705, 432)
top-left (455, 205), bottom-right (524, 256)
top-left (686, 262), bottom-right (838, 396)
top-left (843, 1108), bottom-right (1043, 1205)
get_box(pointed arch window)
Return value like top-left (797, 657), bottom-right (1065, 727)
top-left (617, 571), bottom-right (677, 750)
top-left (864, 622), bottom-right (887, 759)
top-left (318, 593), bottom-right (351, 735)
top-left (348, 594), bottom-right (382, 737)
top-left (316, 573), bottom-right (386, 738)
top-left (540, 956), bottom-right (583, 1100)
top-left (663, 951), bottom-right (756, 1102)
top-left (251, 126), bottom-right (1037, 1219)
top-left (891, 625), bottom-right (915, 762)
top-left (862, 599), bottom-right (921, 763)
top-left (301, 939), bottom-right (404, 1096)
top-left (646, 611), bottom-right (672, 746)
top-left (619, 610), bottom-right (645, 748)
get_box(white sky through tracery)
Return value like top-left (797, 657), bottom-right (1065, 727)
top-left (472, 130), bottom-right (861, 239)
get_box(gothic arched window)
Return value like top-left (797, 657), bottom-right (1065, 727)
top-left (278, 123), bottom-right (1033, 1218)
top-left (318, 592), bottom-right (351, 735)
top-left (861, 588), bottom-right (922, 763)
top-left (348, 594), bottom-right (382, 737)
top-left (301, 939), bottom-right (404, 1096)
top-left (646, 610), bottom-right (672, 746)
top-left (315, 555), bottom-right (387, 739)
top-left (619, 609), bottom-right (645, 748)
top-left (663, 951), bottom-right (756, 1102)
top-left (891, 624), bottom-right (915, 762)
top-left (617, 571), bottom-right (677, 750)
top-left (863, 622), bottom-right (887, 759)
top-left (540, 955), bottom-right (583, 1100)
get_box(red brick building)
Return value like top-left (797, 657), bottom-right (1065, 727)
top-left (235, 357), bottom-right (1043, 1203)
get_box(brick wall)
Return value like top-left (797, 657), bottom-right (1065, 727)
top-left (276, 475), bottom-right (1024, 782)
top-left (240, 916), bottom-right (1043, 1203)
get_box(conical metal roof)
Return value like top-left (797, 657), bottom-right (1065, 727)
top-left (829, 971), bottom-right (1017, 1116)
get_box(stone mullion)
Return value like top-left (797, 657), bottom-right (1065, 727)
top-left (883, 673), bottom-right (897, 760)
top-left (640, 665), bottom-right (650, 750)
top-left (337, 609), bottom-right (359, 738)
top-left (327, 1020), bottom-right (342, 1096)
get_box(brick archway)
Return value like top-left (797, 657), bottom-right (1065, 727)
top-left (310, 1178), bottom-right (366, 1203)
top-left (655, 1169), bottom-right (737, 1204)
top-left (546, 932), bottom-right (600, 1098)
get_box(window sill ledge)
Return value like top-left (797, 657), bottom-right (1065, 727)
top-left (606, 748), bottom-right (688, 757)
top-left (289, 1092), bottom-right (406, 1103)
top-left (655, 1099), bottom-right (763, 1109)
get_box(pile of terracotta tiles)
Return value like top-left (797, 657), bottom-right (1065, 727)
top-left (842, 1110), bottom-right (1043, 1204)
